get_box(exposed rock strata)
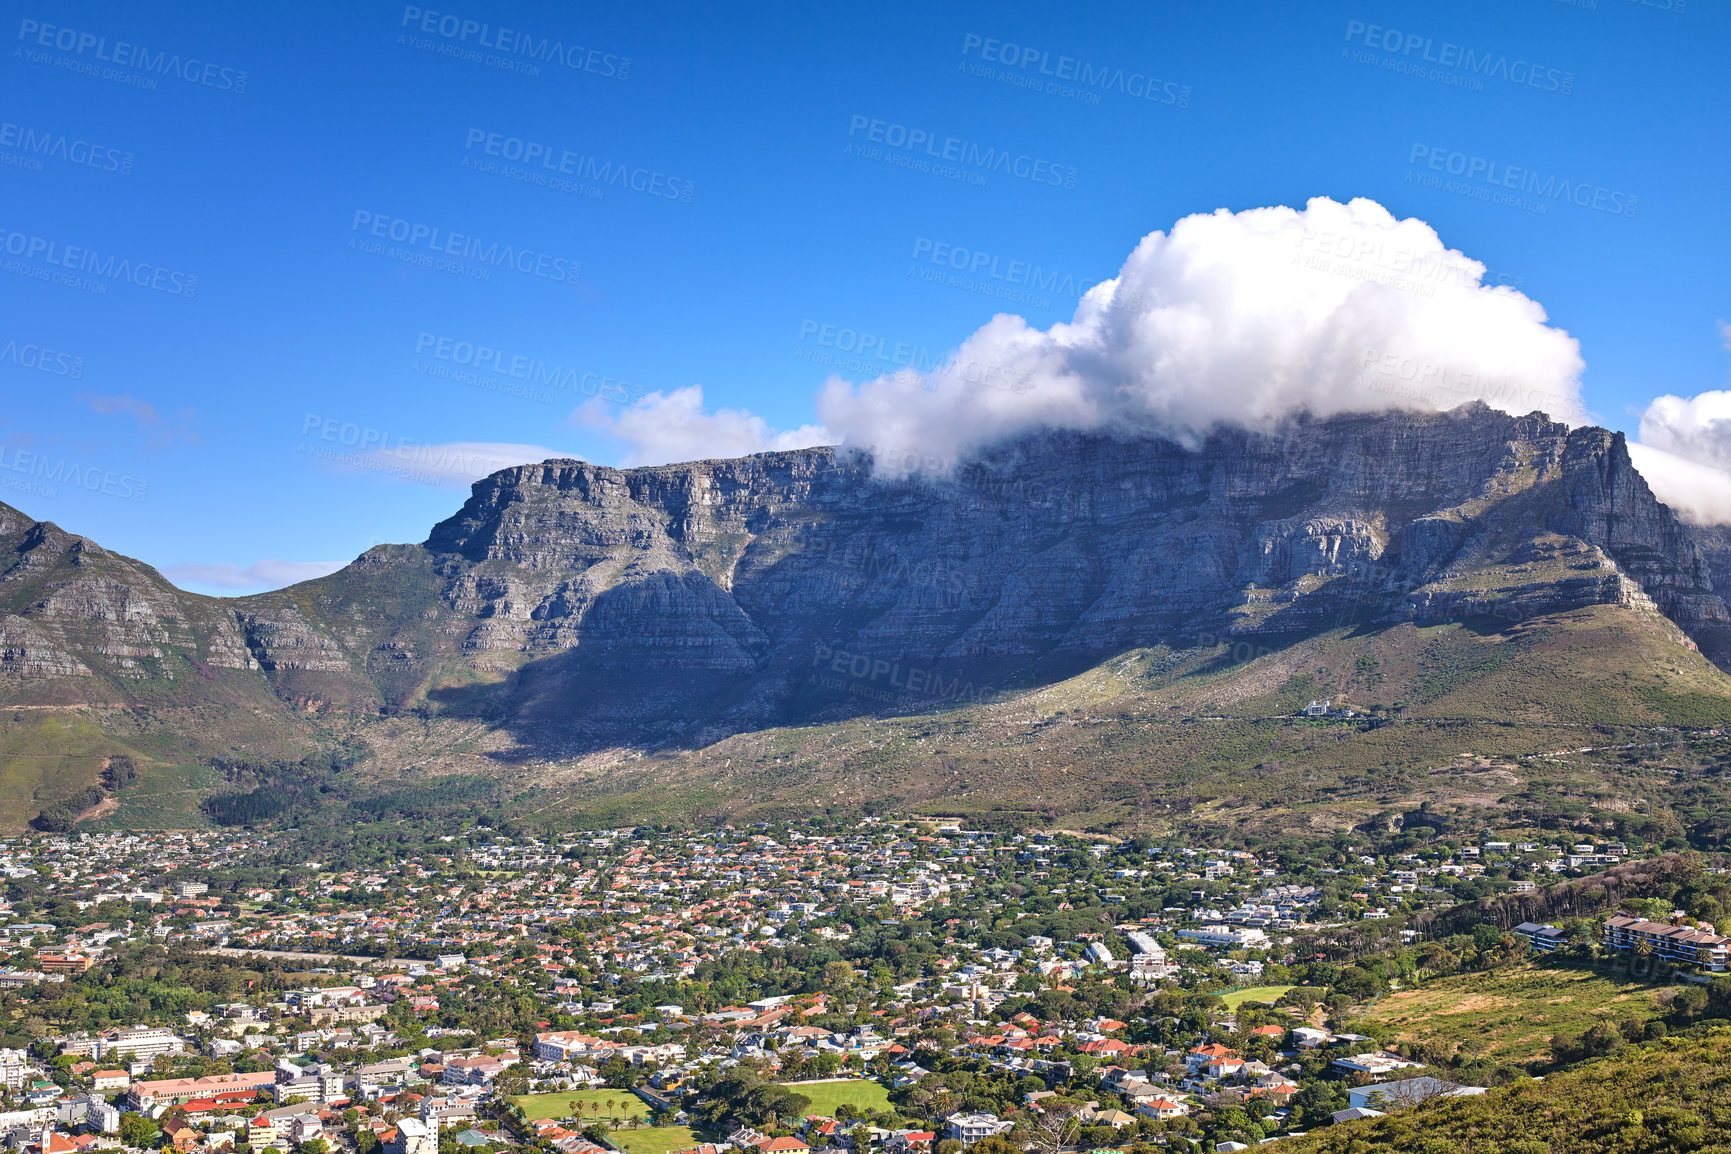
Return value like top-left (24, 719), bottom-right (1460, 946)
top-left (2, 405), bottom-right (1727, 743)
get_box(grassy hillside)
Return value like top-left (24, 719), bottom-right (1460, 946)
top-left (0, 712), bottom-right (139, 830)
top-left (503, 603), bottom-right (1731, 842)
top-left (12, 599), bottom-right (1731, 845)
top-left (1285, 1024), bottom-right (1731, 1153)
top-left (1362, 963), bottom-right (1672, 1067)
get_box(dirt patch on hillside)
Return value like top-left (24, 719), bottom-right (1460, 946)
top-left (72, 794), bottom-right (118, 824)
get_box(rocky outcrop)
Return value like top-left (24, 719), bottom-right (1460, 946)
top-left (0, 510), bottom-right (259, 699)
top-left (3, 403), bottom-right (1728, 741)
top-left (234, 605), bottom-right (354, 672)
top-left (0, 615), bottom-right (91, 678)
top-left (1546, 428), bottom-right (1731, 656)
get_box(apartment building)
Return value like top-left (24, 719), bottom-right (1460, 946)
top-left (1176, 925), bottom-right (1269, 950)
top-left (35, 956), bottom-right (93, 975)
top-left (1602, 916), bottom-right (1729, 972)
top-left (100, 1027), bottom-right (187, 1061)
top-left (1512, 922), bottom-right (1566, 953)
top-left (944, 1113), bottom-right (1012, 1144)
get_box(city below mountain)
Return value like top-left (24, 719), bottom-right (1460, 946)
top-left (8, 405), bottom-right (1731, 1154)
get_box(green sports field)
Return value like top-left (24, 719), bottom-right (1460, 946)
top-left (776, 1079), bottom-right (892, 1116)
top-left (1219, 985), bottom-right (1302, 1008)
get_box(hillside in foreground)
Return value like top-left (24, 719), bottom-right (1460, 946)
top-left (1286, 1023), bottom-right (1731, 1153)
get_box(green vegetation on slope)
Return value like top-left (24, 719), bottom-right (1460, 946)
top-left (1286, 1024), bottom-right (1731, 1153)
top-left (0, 713), bottom-right (136, 830)
top-left (1363, 963), bottom-right (1671, 1066)
top-left (15, 598), bottom-right (1731, 850)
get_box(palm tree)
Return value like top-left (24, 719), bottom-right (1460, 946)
top-left (606, 1098), bottom-right (616, 1121)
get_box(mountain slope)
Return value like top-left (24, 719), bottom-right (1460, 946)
top-left (7, 403), bottom-right (1731, 832)
top-left (1282, 1024), bottom-right (1731, 1153)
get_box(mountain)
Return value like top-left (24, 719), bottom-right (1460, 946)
top-left (7, 403), bottom-right (1731, 834)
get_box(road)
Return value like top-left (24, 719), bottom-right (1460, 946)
top-left (200, 947), bottom-right (439, 966)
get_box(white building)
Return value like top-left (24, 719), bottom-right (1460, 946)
top-left (388, 1118), bottom-right (436, 1154)
top-left (1347, 1078), bottom-right (1485, 1111)
top-left (1126, 931), bottom-right (1164, 957)
top-left (100, 1027), bottom-right (187, 1061)
top-left (945, 1113), bottom-right (1013, 1144)
top-left (1176, 925), bottom-right (1269, 950)
top-left (87, 1099), bottom-right (121, 1134)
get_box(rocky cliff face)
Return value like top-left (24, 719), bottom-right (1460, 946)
top-left (4, 404), bottom-right (1727, 747)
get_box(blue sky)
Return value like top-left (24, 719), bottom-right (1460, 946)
top-left (3, 0), bottom-right (1727, 593)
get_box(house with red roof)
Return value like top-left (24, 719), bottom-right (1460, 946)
top-left (1136, 1098), bottom-right (1190, 1121)
top-left (1077, 1038), bottom-right (1135, 1057)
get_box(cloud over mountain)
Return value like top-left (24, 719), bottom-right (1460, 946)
top-left (1633, 387), bottom-right (1731, 526)
top-left (573, 385), bottom-right (830, 467)
top-left (816, 196), bottom-right (1586, 474)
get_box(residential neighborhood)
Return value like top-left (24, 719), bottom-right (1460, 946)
top-left (0, 822), bottom-right (1721, 1154)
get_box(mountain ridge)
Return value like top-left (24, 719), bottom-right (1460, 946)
top-left (7, 402), bottom-right (1731, 833)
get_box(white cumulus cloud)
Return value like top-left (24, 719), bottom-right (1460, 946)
top-left (1632, 388), bottom-right (1731, 526)
top-left (1639, 390), bottom-right (1731, 474)
top-left (574, 385), bottom-right (831, 467)
top-left (1626, 443), bottom-right (1731, 529)
top-left (163, 559), bottom-right (347, 593)
top-left (817, 196), bottom-right (1587, 475)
